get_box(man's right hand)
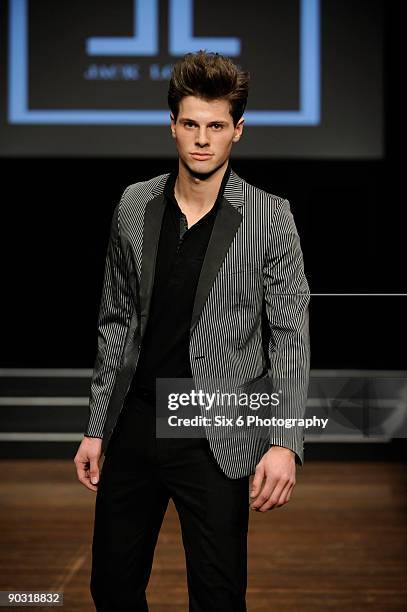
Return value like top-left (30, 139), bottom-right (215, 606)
top-left (74, 436), bottom-right (103, 492)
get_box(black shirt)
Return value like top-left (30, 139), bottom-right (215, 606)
top-left (129, 162), bottom-right (231, 401)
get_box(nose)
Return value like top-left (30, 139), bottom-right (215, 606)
top-left (196, 126), bottom-right (209, 147)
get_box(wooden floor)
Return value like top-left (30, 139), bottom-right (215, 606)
top-left (0, 460), bottom-right (406, 611)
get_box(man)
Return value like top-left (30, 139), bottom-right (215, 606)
top-left (74, 50), bottom-right (310, 611)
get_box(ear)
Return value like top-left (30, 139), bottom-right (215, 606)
top-left (170, 113), bottom-right (176, 137)
top-left (233, 117), bottom-right (244, 142)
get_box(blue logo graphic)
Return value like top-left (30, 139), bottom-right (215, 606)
top-left (86, 0), bottom-right (241, 57)
top-left (8, 0), bottom-right (320, 125)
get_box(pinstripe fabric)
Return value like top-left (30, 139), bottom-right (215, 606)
top-left (85, 168), bottom-right (310, 478)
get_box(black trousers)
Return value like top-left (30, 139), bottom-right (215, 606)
top-left (90, 389), bottom-right (250, 611)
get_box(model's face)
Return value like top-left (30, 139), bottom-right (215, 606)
top-left (170, 96), bottom-right (244, 177)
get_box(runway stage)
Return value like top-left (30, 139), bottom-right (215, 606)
top-left (0, 460), bottom-right (405, 611)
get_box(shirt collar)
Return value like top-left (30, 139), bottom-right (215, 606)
top-left (164, 160), bottom-right (232, 214)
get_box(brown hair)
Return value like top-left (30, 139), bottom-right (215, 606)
top-left (168, 50), bottom-right (250, 126)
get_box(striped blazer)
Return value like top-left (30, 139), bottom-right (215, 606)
top-left (84, 167), bottom-right (311, 478)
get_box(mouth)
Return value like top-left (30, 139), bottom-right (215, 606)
top-left (190, 153), bottom-right (213, 161)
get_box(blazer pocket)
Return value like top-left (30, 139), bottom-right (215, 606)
top-left (228, 264), bottom-right (263, 276)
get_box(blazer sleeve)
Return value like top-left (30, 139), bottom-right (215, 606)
top-left (263, 198), bottom-right (311, 465)
top-left (84, 187), bottom-right (134, 438)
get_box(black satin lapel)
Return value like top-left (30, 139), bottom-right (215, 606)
top-left (139, 193), bottom-right (166, 338)
top-left (190, 197), bottom-right (242, 336)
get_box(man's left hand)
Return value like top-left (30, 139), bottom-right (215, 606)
top-left (249, 445), bottom-right (296, 512)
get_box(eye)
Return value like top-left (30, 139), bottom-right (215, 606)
top-left (212, 123), bottom-right (223, 130)
top-left (184, 121), bottom-right (196, 128)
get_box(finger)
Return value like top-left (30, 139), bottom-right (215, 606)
top-left (274, 481), bottom-right (293, 510)
top-left (256, 480), bottom-right (287, 512)
top-left (269, 480), bottom-right (295, 510)
top-left (250, 464), bottom-right (265, 498)
top-left (89, 456), bottom-right (100, 486)
top-left (74, 458), bottom-right (87, 482)
top-left (75, 454), bottom-right (99, 492)
top-left (251, 475), bottom-right (277, 510)
top-left (77, 467), bottom-right (99, 492)
top-left (285, 479), bottom-right (296, 503)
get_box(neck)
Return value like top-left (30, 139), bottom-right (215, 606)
top-left (175, 158), bottom-right (229, 211)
